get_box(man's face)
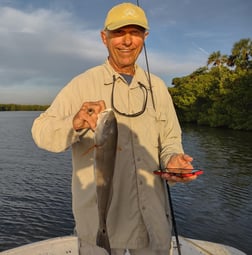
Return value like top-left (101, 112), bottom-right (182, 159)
top-left (101, 25), bottom-right (148, 74)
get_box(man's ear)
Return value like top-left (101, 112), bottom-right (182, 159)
top-left (144, 31), bottom-right (149, 40)
top-left (100, 30), bottom-right (107, 46)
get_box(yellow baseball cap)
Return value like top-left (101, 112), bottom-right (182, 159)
top-left (104, 2), bottom-right (149, 31)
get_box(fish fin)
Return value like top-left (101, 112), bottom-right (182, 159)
top-left (96, 228), bottom-right (111, 254)
top-left (82, 145), bottom-right (96, 156)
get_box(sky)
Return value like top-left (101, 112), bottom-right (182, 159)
top-left (0, 0), bottom-right (251, 105)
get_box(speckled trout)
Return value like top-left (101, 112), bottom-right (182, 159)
top-left (94, 109), bottom-right (118, 254)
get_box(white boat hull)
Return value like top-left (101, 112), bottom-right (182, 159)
top-left (0, 236), bottom-right (78, 255)
top-left (172, 236), bottom-right (246, 255)
top-left (0, 235), bottom-right (246, 255)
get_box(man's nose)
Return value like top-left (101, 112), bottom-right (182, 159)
top-left (122, 33), bottom-right (132, 45)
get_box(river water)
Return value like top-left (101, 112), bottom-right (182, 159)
top-left (0, 111), bottom-right (251, 254)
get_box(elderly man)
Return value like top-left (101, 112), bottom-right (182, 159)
top-left (32, 2), bottom-right (197, 255)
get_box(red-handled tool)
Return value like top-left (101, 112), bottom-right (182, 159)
top-left (153, 169), bottom-right (204, 178)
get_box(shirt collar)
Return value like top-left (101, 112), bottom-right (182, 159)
top-left (102, 59), bottom-right (149, 87)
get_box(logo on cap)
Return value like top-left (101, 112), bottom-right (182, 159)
top-left (123, 8), bottom-right (137, 17)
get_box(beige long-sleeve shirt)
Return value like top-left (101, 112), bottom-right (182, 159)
top-left (31, 60), bottom-right (183, 251)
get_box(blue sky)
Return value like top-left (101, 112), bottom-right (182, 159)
top-left (0, 0), bottom-right (251, 104)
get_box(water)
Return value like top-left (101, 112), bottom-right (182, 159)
top-left (0, 112), bottom-right (74, 251)
top-left (172, 125), bottom-right (252, 254)
top-left (0, 112), bottom-right (251, 254)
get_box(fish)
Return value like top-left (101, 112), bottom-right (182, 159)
top-left (94, 109), bottom-right (118, 254)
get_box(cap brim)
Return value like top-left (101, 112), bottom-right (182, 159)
top-left (105, 21), bottom-right (149, 31)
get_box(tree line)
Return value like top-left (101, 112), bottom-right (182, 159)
top-left (169, 38), bottom-right (252, 131)
top-left (1, 38), bottom-right (251, 131)
top-left (0, 104), bottom-right (49, 111)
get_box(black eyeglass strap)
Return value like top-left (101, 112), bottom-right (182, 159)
top-left (111, 75), bottom-right (148, 118)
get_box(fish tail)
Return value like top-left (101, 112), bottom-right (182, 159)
top-left (96, 228), bottom-right (111, 254)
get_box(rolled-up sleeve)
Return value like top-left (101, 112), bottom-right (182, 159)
top-left (31, 80), bottom-right (85, 153)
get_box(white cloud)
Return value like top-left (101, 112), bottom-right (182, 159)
top-left (0, 5), bottom-right (206, 103)
top-left (0, 6), bottom-right (108, 103)
top-left (0, 7), bottom-right (105, 84)
top-left (2, 0), bottom-right (248, 103)
top-left (137, 48), bottom-right (206, 86)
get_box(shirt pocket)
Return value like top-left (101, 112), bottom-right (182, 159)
top-left (142, 107), bottom-right (160, 148)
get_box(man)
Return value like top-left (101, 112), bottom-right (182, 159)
top-left (32, 2), bottom-right (197, 255)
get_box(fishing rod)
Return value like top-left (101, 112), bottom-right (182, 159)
top-left (136, 1), bottom-right (182, 254)
top-left (136, 0), bottom-right (156, 111)
top-left (165, 182), bottom-right (182, 255)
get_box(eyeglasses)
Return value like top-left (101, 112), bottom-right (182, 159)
top-left (111, 75), bottom-right (148, 117)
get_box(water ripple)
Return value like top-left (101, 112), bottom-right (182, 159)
top-left (0, 113), bottom-right (251, 254)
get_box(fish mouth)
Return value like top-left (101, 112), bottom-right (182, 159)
top-left (95, 109), bottom-right (117, 143)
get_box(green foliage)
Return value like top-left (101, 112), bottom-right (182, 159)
top-left (169, 38), bottom-right (252, 131)
top-left (0, 104), bottom-right (49, 111)
top-left (229, 38), bottom-right (252, 70)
